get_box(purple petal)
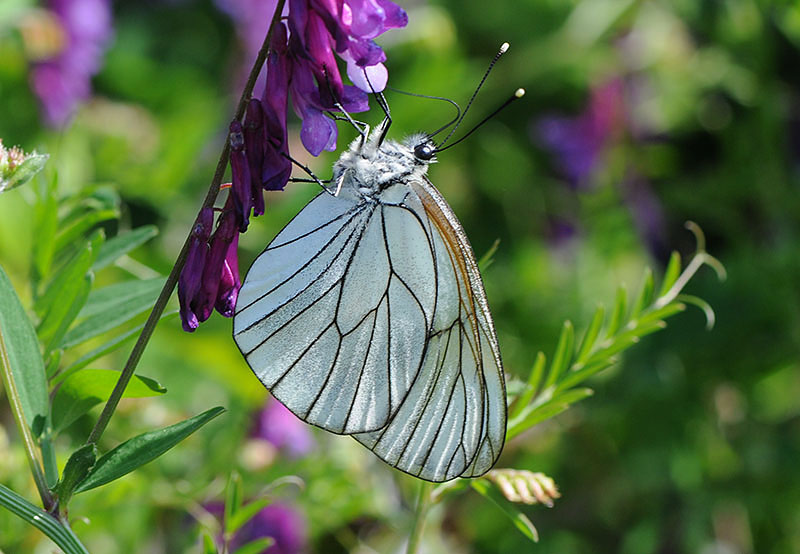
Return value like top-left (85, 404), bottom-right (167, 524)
top-left (229, 120), bottom-right (253, 231)
top-left (195, 206), bottom-right (238, 322)
top-left (345, 0), bottom-right (385, 39)
top-left (178, 208), bottom-right (213, 332)
top-left (244, 99), bottom-right (266, 216)
top-left (346, 58), bottom-right (387, 92)
top-left (300, 107), bottom-right (338, 155)
top-left (376, 0), bottom-right (407, 29)
top-left (345, 37), bottom-right (386, 67)
top-left (214, 233), bottom-right (241, 317)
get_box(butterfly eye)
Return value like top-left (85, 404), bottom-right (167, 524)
top-left (413, 142), bottom-right (435, 161)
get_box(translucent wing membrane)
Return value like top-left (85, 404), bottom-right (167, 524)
top-left (233, 178), bottom-right (506, 481)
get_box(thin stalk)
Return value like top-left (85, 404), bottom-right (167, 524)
top-left (85, 0), bottom-right (286, 448)
top-left (406, 481), bottom-right (434, 554)
top-left (0, 321), bottom-right (55, 510)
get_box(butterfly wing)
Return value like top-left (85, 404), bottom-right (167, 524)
top-left (233, 189), bottom-right (437, 434)
top-left (352, 177), bottom-right (507, 482)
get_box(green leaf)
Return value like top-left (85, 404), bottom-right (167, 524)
top-left (55, 312), bottom-right (178, 384)
top-left (225, 471), bottom-right (244, 536)
top-left (544, 321), bottom-right (573, 389)
top-left (233, 538), bottom-right (275, 554)
top-left (52, 369), bottom-right (167, 432)
top-left (554, 359), bottom-right (615, 393)
top-left (35, 236), bottom-right (98, 321)
top-left (54, 444), bottom-right (97, 507)
top-left (576, 305), bottom-right (605, 364)
top-left (636, 302), bottom-right (686, 327)
top-left (92, 225), bottom-right (158, 271)
top-left (508, 388), bottom-right (594, 440)
top-left (509, 352), bottom-right (546, 420)
top-left (471, 480), bottom-right (538, 542)
top-left (606, 286), bottom-right (627, 337)
top-left (227, 497), bottom-right (272, 536)
top-left (42, 274), bottom-right (93, 356)
top-left (0, 152), bottom-right (49, 193)
top-left (0, 483), bottom-right (89, 554)
top-left (32, 174), bottom-right (58, 286)
top-left (61, 278), bottom-right (165, 348)
top-left (202, 531), bottom-right (218, 554)
top-left (0, 264), bottom-right (49, 429)
top-left (658, 251), bottom-right (682, 298)
top-left (629, 267), bottom-right (654, 321)
top-left (75, 406), bottom-right (225, 493)
top-left (54, 209), bottom-right (119, 254)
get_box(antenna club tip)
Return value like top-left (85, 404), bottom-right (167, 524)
top-left (500, 42), bottom-right (510, 53)
top-left (515, 88), bottom-right (526, 98)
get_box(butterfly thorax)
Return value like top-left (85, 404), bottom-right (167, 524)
top-left (332, 132), bottom-right (436, 200)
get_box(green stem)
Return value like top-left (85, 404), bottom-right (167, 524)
top-left (0, 321), bottom-right (55, 510)
top-left (406, 481), bottom-right (434, 554)
top-left (85, 0), bottom-right (287, 448)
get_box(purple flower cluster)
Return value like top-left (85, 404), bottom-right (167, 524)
top-left (180, 0), bottom-right (407, 331)
top-left (204, 501), bottom-right (307, 554)
top-left (30, 0), bottom-right (113, 127)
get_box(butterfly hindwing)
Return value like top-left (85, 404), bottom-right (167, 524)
top-left (353, 178), bottom-right (506, 482)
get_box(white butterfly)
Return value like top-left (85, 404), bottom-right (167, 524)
top-left (233, 127), bottom-right (506, 482)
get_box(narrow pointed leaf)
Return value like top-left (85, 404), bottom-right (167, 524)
top-left (576, 305), bottom-right (604, 364)
top-left (544, 321), bottom-right (573, 389)
top-left (0, 264), bottom-right (48, 429)
top-left (52, 369), bottom-right (167, 432)
top-left (509, 352), bottom-right (546, 420)
top-left (471, 480), bottom-right (538, 542)
top-left (35, 236), bottom-right (97, 320)
top-left (629, 267), bottom-right (654, 321)
top-left (555, 359), bottom-right (615, 393)
top-left (92, 225), bottom-right (158, 271)
top-left (54, 311), bottom-right (178, 383)
top-left (658, 252), bottom-right (682, 298)
top-left (606, 287), bottom-right (627, 337)
top-left (234, 538), bottom-right (275, 554)
top-left (54, 209), bottom-right (118, 253)
top-left (75, 406), bottom-right (225, 493)
top-left (32, 175), bottom-right (58, 285)
top-left (61, 278), bottom-right (165, 348)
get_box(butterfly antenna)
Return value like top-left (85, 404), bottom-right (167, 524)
top-left (434, 88), bottom-right (525, 153)
top-left (358, 67), bottom-right (393, 146)
top-left (438, 42), bottom-right (510, 149)
top-left (386, 87), bottom-right (462, 139)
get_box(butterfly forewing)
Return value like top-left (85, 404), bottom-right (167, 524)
top-left (234, 189), bottom-right (438, 435)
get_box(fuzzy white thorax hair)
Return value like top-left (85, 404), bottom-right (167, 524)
top-left (332, 130), bottom-right (436, 198)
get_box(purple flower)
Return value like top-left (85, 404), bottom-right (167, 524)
top-left (535, 79), bottom-right (625, 188)
top-left (203, 501), bottom-right (307, 554)
top-left (31, 0), bottom-right (113, 127)
top-left (178, 208), bottom-right (214, 332)
top-left (180, 0), bottom-right (407, 331)
top-left (234, 503), bottom-right (307, 554)
top-left (251, 399), bottom-right (314, 458)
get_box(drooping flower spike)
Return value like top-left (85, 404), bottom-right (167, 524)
top-left (180, 0), bottom-right (407, 331)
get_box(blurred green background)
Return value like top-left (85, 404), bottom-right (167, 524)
top-left (2, 0), bottom-right (800, 552)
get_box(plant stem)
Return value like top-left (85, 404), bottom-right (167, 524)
top-left (406, 481), bottom-right (434, 554)
top-left (85, 0), bottom-right (286, 448)
top-left (0, 321), bottom-right (55, 510)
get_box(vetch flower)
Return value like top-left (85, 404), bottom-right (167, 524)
top-left (178, 208), bottom-right (214, 332)
top-left (30, 0), bottom-right (113, 127)
top-left (180, 0), bottom-right (407, 331)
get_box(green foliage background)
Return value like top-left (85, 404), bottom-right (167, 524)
top-left (1, 0), bottom-right (799, 552)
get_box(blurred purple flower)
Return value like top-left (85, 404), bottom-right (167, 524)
top-left (251, 399), bottom-right (314, 458)
top-left (204, 501), bottom-right (307, 554)
top-left (31, 0), bottom-right (113, 127)
top-left (234, 503), bottom-right (307, 554)
top-left (535, 79), bottom-right (625, 188)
